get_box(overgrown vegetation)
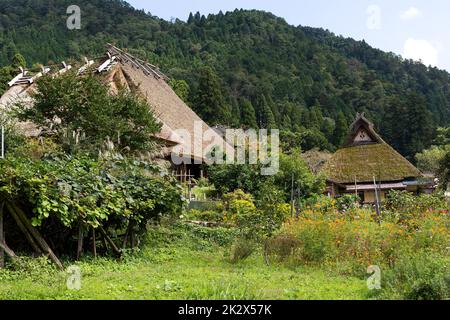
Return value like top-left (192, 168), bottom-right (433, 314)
top-left (0, 1), bottom-right (448, 300)
top-left (0, 71), bottom-right (182, 259)
top-left (0, 223), bottom-right (370, 300)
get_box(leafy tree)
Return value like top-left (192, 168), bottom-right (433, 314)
top-left (192, 66), bottom-right (231, 126)
top-left (333, 111), bottom-right (348, 148)
top-left (12, 53), bottom-right (26, 68)
top-left (168, 79), bottom-right (190, 103)
top-left (0, 66), bottom-right (14, 95)
top-left (208, 162), bottom-right (272, 197)
top-left (17, 72), bottom-right (161, 153)
top-left (240, 98), bottom-right (258, 129)
top-left (415, 146), bottom-right (449, 174)
top-left (0, 154), bottom-right (183, 254)
top-left (229, 97), bottom-right (241, 128)
top-left (437, 151), bottom-right (450, 189)
top-left (256, 95), bottom-right (276, 129)
top-left (275, 148), bottom-right (325, 202)
top-left (433, 127), bottom-right (450, 146)
top-left (415, 126), bottom-right (450, 175)
top-left (383, 93), bottom-right (434, 159)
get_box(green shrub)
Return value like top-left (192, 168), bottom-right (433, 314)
top-left (229, 238), bottom-right (256, 263)
top-left (183, 209), bottom-right (223, 222)
top-left (0, 155), bottom-right (184, 254)
top-left (381, 251), bottom-right (449, 300)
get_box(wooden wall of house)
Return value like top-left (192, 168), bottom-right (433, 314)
top-left (363, 191), bottom-right (386, 204)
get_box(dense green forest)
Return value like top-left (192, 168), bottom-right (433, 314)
top-left (0, 0), bottom-right (449, 159)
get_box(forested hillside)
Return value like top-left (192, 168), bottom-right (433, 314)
top-left (1, 0), bottom-right (449, 159)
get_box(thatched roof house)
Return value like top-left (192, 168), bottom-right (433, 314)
top-left (321, 113), bottom-right (432, 203)
top-left (0, 45), bottom-right (232, 179)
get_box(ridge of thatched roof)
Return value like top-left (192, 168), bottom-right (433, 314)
top-left (322, 113), bottom-right (421, 184)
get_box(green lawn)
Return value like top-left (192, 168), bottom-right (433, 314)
top-left (0, 224), bottom-right (371, 300)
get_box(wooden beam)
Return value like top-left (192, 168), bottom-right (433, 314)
top-left (7, 204), bottom-right (42, 255)
top-left (98, 226), bottom-right (121, 257)
top-left (6, 202), bottom-right (63, 270)
top-left (0, 241), bottom-right (18, 262)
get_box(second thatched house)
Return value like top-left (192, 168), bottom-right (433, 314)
top-left (321, 113), bottom-right (434, 204)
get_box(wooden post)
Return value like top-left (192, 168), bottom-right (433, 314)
top-left (130, 230), bottom-right (135, 249)
top-left (92, 228), bottom-right (97, 258)
top-left (77, 220), bottom-right (84, 260)
top-left (373, 176), bottom-right (381, 217)
top-left (122, 220), bottom-right (135, 249)
top-left (188, 170), bottom-right (192, 201)
top-left (0, 202), bottom-right (4, 268)
top-left (102, 234), bottom-right (108, 253)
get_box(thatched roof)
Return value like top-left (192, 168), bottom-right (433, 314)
top-left (0, 83), bottom-right (41, 137)
top-left (322, 113), bottom-right (421, 184)
top-left (0, 45), bottom-right (232, 162)
top-left (113, 62), bottom-right (231, 161)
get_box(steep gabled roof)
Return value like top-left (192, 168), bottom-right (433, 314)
top-left (344, 112), bottom-right (384, 147)
top-left (322, 113), bottom-right (421, 184)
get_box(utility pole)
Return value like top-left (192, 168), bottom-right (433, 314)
top-left (373, 175), bottom-right (381, 217)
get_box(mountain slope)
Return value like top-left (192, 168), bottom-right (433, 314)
top-left (0, 0), bottom-right (448, 158)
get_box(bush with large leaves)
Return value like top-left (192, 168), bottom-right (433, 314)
top-left (0, 154), bottom-right (184, 243)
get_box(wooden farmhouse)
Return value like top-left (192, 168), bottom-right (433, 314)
top-left (321, 113), bottom-right (434, 204)
top-left (0, 44), bottom-right (231, 181)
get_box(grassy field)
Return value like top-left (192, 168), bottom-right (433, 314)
top-left (0, 224), bottom-right (371, 300)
